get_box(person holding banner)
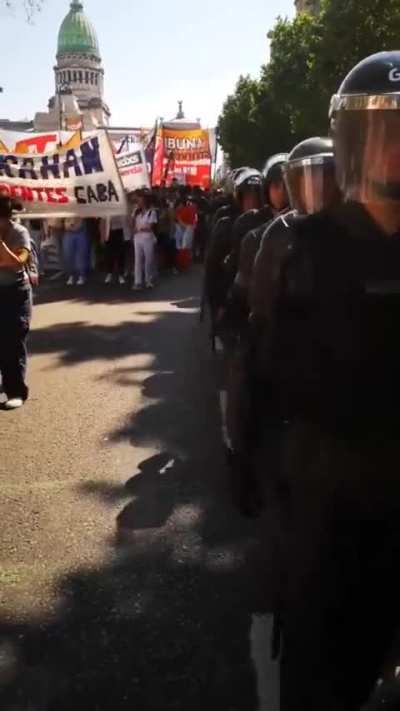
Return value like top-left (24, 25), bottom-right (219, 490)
top-left (0, 196), bottom-right (32, 410)
top-left (132, 191), bottom-right (158, 290)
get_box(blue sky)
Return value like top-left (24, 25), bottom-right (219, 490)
top-left (1, 0), bottom-right (295, 128)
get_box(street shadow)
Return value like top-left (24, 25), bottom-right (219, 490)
top-left (34, 270), bottom-right (200, 308)
top-left (28, 315), bottom-right (186, 367)
top-left (0, 271), bottom-right (278, 711)
top-left (172, 297), bottom-right (201, 310)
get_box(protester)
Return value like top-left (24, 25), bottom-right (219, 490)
top-left (63, 217), bottom-right (89, 286)
top-left (0, 196), bottom-right (32, 410)
top-left (176, 195), bottom-right (198, 251)
top-left (101, 215), bottom-right (130, 285)
top-left (132, 191), bottom-right (158, 290)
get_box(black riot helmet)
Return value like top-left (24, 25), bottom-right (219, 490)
top-left (233, 168), bottom-right (263, 208)
top-left (224, 166), bottom-right (251, 195)
top-left (330, 51), bottom-right (400, 204)
top-left (262, 153), bottom-right (288, 183)
top-left (262, 153), bottom-right (289, 210)
top-left (284, 137), bottom-right (340, 214)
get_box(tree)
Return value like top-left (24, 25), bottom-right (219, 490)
top-left (4, 0), bottom-right (43, 21)
top-left (218, 0), bottom-right (400, 167)
top-left (217, 76), bottom-right (263, 169)
top-left (264, 12), bottom-right (326, 142)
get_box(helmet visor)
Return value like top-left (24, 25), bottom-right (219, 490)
top-left (284, 156), bottom-right (338, 214)
top-left (335, 108), bottom-right (400, 203)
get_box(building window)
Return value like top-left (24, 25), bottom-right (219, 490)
top-left (73, 71), bottom-right (77, 82)
top-left (95, 74), bottom-right (98, 86)
top-left (85, 71), bottom-right (89, 83)
top-left (79, 71), bottom-right (83, 83)
top-left (68, 70), bottom-right (72, 82)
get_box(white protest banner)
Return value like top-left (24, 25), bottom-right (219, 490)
top-left (0, 130), bottom-right (127, 218)
top-left (116, 146), bottom-right (150, 192)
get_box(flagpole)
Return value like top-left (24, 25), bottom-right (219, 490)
top-left (150, 116), bottom-right (160, 187)
top-left (103, 127), bottom-right (128, 216)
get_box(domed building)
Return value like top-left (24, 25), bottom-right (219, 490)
top-left (34, 0), bottom-right (110, 131)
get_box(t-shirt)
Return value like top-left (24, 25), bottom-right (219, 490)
top-left (64, 218), bottom-right (85, 233)
top-left (176, 204), bottom-right (197, 227)
top-left (134, 209), bottom-right (158, 234)
top-left (0, 222), bottom-right (31, 287)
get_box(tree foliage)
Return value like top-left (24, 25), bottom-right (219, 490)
top-left (218, 0), bottom-right (400, 168)
top-left (4, 0), bottom-right (43, 21)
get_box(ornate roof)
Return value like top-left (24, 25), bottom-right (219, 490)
top-left (57, 1), bottom-right (100, 58)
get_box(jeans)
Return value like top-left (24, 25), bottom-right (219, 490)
top-left (63, 229), bottom-right (89, 278)
top-left (134, 233), bottom-right (155, 286)
top-left (0, 285), bottom-right (32, 400)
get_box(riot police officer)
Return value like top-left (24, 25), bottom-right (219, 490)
top-left (252, 52), bottom-right (400, 710)
top-left (203, 168), bottom-right (264, 348)
top-left (226, 138), bottom-right (338, 517)
top-left (263, 153), bottom-right (289, 213)
top-left (225, 154), bottom-right (290, 294)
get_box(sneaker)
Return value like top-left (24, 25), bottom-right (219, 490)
top-left (146, 281), bottom-right (154, 289)
top-left (66, 276), bottom-right (74, 286)
top-left (4, 398), bottom-right (24, 410)
top-left (104, 273), bottom-right (113, 285)
top-left (132, 284), bottom-right (142, 291)
top-left (77, 276), bottom-right (86, 286)
top-left (118, 275), bottom-right (126, 285)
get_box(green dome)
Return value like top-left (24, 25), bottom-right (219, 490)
top-left (57, 1), bottom-right (100, 58)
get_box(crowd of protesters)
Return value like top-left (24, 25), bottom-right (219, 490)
top-left (27, 181), bottom-right (214, 290)
top-left (0, 181), bottom-right (215, 410)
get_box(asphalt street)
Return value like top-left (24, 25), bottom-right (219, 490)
top-left (0, 269), bottom-right (280, 711)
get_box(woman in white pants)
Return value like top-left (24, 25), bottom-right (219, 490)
top-left (132, 192), bottom-right (158, 290)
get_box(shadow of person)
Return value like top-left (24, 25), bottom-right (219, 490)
top-left (117, 453), bottom-right (183, 537)
top-left (172, 297), bottom-right (201, 310)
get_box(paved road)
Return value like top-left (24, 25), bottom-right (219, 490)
top-left (0, 270), bottom-right (279, 711)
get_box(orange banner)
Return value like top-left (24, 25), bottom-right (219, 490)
top-left (152, 127), bottom-right (212, 188)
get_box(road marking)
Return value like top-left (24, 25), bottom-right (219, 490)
top-left (251, 614), bottom-right (280, 711)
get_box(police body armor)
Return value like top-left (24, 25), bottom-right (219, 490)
top-left (263, 202), bottom-right (400, 430)
top-left (267, 203), bottom-right (400, 711)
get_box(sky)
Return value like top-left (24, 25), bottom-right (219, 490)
top-left (0, 0), bottom-right (295, 128)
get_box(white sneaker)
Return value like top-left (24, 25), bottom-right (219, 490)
top-left (66, 276), bottom-right (74, 286)
top-left (4, 398), bottom-right (24, 410)
top-left (146, 281), bottom-right (154, 289)
top-left (77, 276), bottom-right (86, 286)
top-left (104, 273), bottom-right (113, 285)
top-left (118, 275), bottom-right (126, 285)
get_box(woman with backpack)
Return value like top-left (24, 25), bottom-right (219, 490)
top-left (0, 196), bottom-right (32, 410)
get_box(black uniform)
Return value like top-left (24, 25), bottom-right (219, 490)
top-left (204, 210), bottom-right (239, 321)
top-left (219, 207), bottom-right (274, 338)
top-left (255, 201), bottom-right (400, 710)
top-left (223, 211), bottom-right (299, 514)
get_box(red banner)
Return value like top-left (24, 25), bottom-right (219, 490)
top-left (152, 127), bottom-right (212, 188)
